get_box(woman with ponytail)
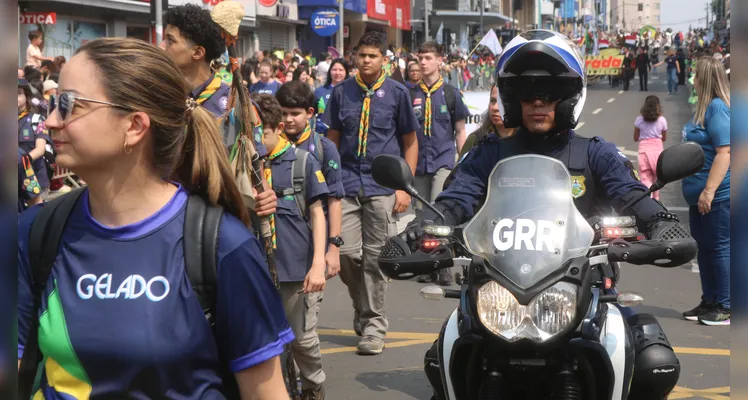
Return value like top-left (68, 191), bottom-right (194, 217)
top-left (18, 37), bottom-right (292, 399)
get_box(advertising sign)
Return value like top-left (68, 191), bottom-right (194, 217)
top-left (585, 48), bottom-right (624, 76)
top-left (20, 12), bottom-right (57, 25)
top-left (310, 8), bottom-right (339, 37)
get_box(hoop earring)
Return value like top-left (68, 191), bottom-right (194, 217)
top-left (124, 141), bottom-right (132, 155)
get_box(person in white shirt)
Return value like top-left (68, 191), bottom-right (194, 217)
top-left (26, 30), bottom-right (53, 68)
top-left (316, 52), bottom-right (331, 86)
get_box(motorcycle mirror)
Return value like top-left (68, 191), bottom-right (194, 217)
top-left (372, 155), bottom-right (415, 193)
top-left (419, 285), bottom-right (447, 301)
top-left (651, 142), bottom-right (705, 190)
top-left (372, 155), bottom-right (447, 222)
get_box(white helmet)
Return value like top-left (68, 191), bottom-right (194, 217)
top-left (495, 30), bottom-right (586, 130)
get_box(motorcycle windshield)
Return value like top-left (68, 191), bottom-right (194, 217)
top-left (463, 155), bottom-right (595, 289)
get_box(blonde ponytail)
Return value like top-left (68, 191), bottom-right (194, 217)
top-left (175, 105), bottom-right (251, 226)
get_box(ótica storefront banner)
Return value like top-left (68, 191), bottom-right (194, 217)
top-left (310, 8), bottom-right (339, 37)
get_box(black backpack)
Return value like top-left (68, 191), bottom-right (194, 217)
top-left (410, 83), bottom-right (459, 134)
top-left (17, 189), bottom-right (240, 399)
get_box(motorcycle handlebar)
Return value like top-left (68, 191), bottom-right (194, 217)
top-left (606, 238), bottom-right (697, 268)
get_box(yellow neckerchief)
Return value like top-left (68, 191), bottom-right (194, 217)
top-left (18, 110), bottom-right (29, 121)
top-left (418, 77), bottom-right (445, 137)
top-left (282, 122), bottom-right (311, 146)
top-left (263, 135), bottom-right (292, 249)
top-left (195, 73), bottom-right (223, 105)
top-left (354, 69), bottom-right (387, 157)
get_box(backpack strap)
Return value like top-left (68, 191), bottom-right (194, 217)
top-left (183, 195), bottom-right (223, 326)
top-left (442, 83), bottom-right (458, 134)
top-left (291, 148), bottom-right (310, 225)
top-left (19, 188), bottom-right (85, 400)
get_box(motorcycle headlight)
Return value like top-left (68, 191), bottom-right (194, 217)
top-left (476, 281), bottom-right (578, 343)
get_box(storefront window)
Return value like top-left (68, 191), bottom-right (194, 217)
top-left (127, 26), bottom-right (151, 42)
top-left (20, 19), bottom-right (107, 63)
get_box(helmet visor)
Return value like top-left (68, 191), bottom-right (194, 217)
top-left (500, 77), bottom-right (581, 103)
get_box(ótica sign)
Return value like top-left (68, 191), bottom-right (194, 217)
top-left (20, 12), bottom-right (57, 25)
top-left (310, 8), bottom-right (339, 37)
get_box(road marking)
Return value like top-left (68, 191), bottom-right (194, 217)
top-left (669, 386), bottom-right (730, 399)
top-left (593, 108), bottom-right (603, 114)
top-left (608, 97), bottom-right (616, 103)
top-left (668, 206), bottom-right (689, 212)
top-left (319, 330), bottom-right (730, 356)
top-left (618, 90), bottom-right (624, 94)
top-left (576, 122), bottom-right (585, 129)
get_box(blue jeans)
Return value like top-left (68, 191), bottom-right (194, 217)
top-left (667, 68), bottom-right (678, 93)
top-left (689, 200), bottom-right (730, 309)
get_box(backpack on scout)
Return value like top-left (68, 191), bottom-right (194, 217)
top-left (17, 190), bottom-right (241, 400)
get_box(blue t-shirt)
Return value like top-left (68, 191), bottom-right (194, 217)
top-left (314, 84), bottom-right (334, 115)
top-left (249, 80), bottom-right (282, 96)
top-left (18, 186), bottom-right (293, 398)
top-left (665, 55), bottom-right (678, 70)
top-left (682, 98), bottom-right (731, 205)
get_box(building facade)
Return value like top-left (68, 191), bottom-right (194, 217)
top-left (608, 0), bottom-right (660, 31)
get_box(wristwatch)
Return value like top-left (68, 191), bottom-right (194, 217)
top-left (328, 236), bottom-right (344, 247)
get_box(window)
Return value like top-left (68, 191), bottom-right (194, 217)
top-left (655, 15), bottom-right (660, 21)
top-left (655, 2), bottom-right (660, 9)
top-left (638, 3), bottom-right (643, 11)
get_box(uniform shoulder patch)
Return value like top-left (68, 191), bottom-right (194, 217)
top-left (219, 96), bottom-right (229, 111)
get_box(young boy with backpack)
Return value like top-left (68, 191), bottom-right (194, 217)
top-left (251, 93), bottom-right (330, 399)
top-left (275, 80), bottom-right (345, 281)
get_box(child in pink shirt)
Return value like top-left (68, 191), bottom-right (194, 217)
top-left (634, 95), bottom-right (667, 200)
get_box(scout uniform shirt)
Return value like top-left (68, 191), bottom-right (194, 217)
top-left (270, 146), bottom-right (330, 282)
top-left (190, 74), bottom-right (231, 119)
top-left (411, 83), bottom-right (470, 175)
top-left (18, 111), bottom-right (50, 189)
top-left (314, 84), bottom-right (334, 115)
top-left (17, 186), bottom-right (293, 398)
top-left (326, 76), bottom-right (419, 197)
top-left (287, 122), bottom-right (345, 200)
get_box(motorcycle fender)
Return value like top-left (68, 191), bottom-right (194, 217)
top-left (598, 303), bottom-right (631, 400)
top-left (439, 308), bottom-right (459, 400)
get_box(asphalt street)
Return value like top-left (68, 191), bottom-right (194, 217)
top-left (315, 74), bottom-right (730, 399)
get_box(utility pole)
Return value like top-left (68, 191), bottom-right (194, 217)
top-left (425, 0), bottom-right (430, 41)
top-left (705, 3), bottom-right (709, 30)
top-left (479, 0), bottom-right (484, 35)
top-left (338, 0), bottom-right (344, 54)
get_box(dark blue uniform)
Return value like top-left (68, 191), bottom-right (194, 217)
top-left (190, 76), bottom-right (231, 118)
top-left (290, 127), bottom-right (345, 200)
top-left (438, 130), bottom-right (664, 227)
top-left (411, 85), bottom-right (470, 175)
top-left (18, 113), bottom-right (50, 190)
top-left (270, 148), bottom-right (330, 282)
top-left (326, 77), bottom-right (419, 197)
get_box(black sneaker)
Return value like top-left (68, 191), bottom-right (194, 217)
top-left (437, 268), bottom-right (453, 286)
top-left (698, 306), bottom-right (730, 326)
top-left (683, 301), bottom-right (716, 321)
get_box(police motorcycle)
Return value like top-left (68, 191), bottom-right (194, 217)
top-left (374, 142), bottom-right (703, 400)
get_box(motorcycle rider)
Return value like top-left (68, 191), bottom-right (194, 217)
top-left (401, 30), bottom-right (690, 400)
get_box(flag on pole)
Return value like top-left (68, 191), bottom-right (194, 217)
top-left (478, 29), bottom-right (503, 55)
top-left (435, 22), bottom-right (444, 45)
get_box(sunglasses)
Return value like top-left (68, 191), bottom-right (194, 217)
top-left (53, 92), bottom-right (130, 123)
top-left (502, 78), bottom-right (580, 103)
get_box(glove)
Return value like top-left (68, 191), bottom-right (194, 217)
top-left (399, 218), bottom-right (429, 252)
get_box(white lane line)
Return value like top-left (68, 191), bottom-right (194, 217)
top-left (593, 108), bottom-right (603, 114)
top-left (576, 122), bottom-right (585, 129)
top-left (607, 98), bottom-right (616, 103)
top-left (618, 90), bottom-right (624, 94)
